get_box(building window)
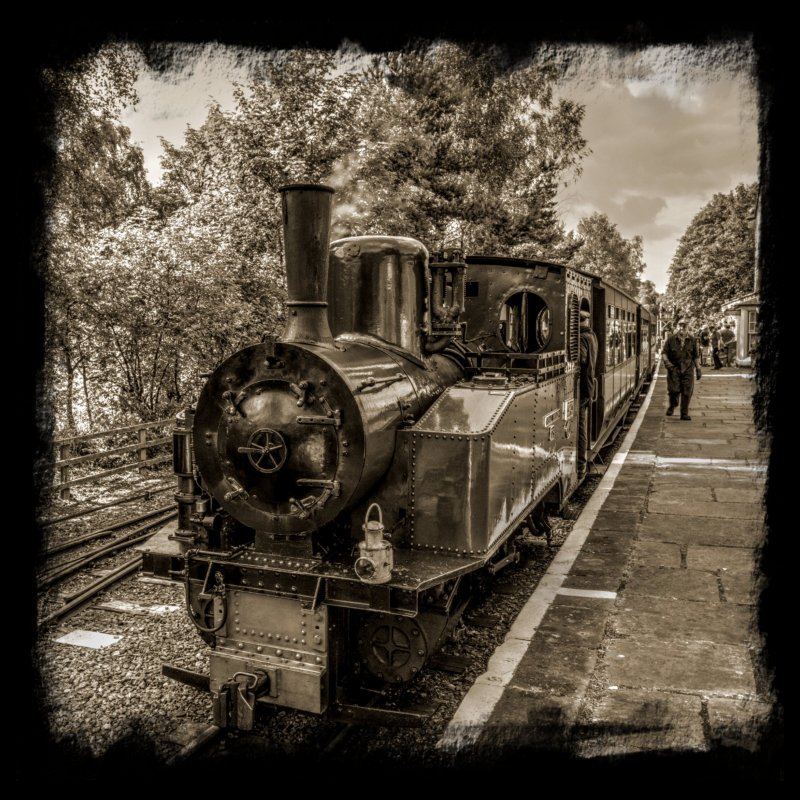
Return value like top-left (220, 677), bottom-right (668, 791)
top-left (747, 309), bottom-right (759, 357)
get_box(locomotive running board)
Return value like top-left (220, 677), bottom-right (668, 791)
top-left (329, 702), bottom-right (439, 727)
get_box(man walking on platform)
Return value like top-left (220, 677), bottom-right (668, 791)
top-left (662, 319), bottom-right (701, 420)
top-left (577, 308), bottom-right (598, 480)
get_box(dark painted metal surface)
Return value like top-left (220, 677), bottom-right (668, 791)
top-left (280, 184), bottom-right (336, 344)
top-left (329, 236), bottom-right (428, 359)
top-left (193, 339), bottom-right (462, 536)
top-left (409, 376), bottom-right (568, 555)
top-left (462, 259), bottom-right (568, 356)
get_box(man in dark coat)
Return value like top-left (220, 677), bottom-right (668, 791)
top-left (709, 324), bottom-right (723, 369)
top-left (662, 319), bottom-right (701, 420)
top-left (720, 322), bottom-right (736, 366)
top-left (577, 308), bottom-right (598, 480)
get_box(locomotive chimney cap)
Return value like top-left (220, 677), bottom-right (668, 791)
top-left (278, 183), bottom-right (335, 193)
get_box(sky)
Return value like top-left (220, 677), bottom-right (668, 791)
top-left (121, 40), bottom-right (758, 293)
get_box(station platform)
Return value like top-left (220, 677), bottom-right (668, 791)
top-left (439, 362), bottom-right (780, 772)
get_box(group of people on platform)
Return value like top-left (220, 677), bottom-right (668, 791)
top-left (696, 322), bottom-right (737, 369)
top-left (575, 312), bottom-right (739, 479)
top-left (662, 320), bottom-right (736, 369)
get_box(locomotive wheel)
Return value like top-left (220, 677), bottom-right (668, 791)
top-left (358, 615), bottom-right (429, 683)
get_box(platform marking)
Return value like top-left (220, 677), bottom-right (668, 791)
top-left (556, 587), bottom-right (617, 600)
top-left (437, 369), bottom-right (661, 752)
top-left (655, 372), bottom-right (754, 380)
top-left (624, 453), bottom-right (765, 472)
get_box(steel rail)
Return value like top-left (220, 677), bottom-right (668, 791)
top-left (39, 554), bottom-right (142, 627)
top-left (41, 504), bottom-right (176, 558)
top-left (37, 511), bottom-right (176, 588)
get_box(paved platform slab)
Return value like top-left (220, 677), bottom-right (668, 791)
top-left (686, 545), bottom-right (756, 573)
top-left (719, 571), bottom-right (759, 605)
top-left (646, 498), bottom-right (762, 519)
top-left (511, 641), bottom-right (598, 696)
top-left (603, 639), bottom-right (756, 695)
top-left (612, 594), bottom-right (755, 645)
top-left (577, 689), bottom-right (707, 757)
top-left (638, 514), bottom-right (763, 547)
top-left (706, 696), bottom-right (775, 752)
top-left (633, 541), bottom-right (682, 567)
top-left (623, 566), bottom-right (721, 602)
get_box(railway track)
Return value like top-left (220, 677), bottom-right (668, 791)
top-left (37, 495), bottom-right (177, 628)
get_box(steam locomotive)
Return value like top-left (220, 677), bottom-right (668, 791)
top-left (142, 184), bottom-right (656, 729)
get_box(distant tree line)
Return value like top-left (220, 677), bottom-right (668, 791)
top-left (40, 42), bottom-right (650, 433)
top-left (664, 183), bottom-right (758, 327)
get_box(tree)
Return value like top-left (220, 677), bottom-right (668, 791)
top-left (74, 200), bottom-right (286, 423)
top-left (638, 279), bottom-right (661, 313)
top-left (40, 43), bottom-right (150, 432)
top-left (332, 42), bottom-right (587, 259)
top-left (665, 183), bottom-right (758, 325)
top-left (569, 212), bottom-right (646, 297)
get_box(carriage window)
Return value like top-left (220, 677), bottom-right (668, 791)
top-left (606, 307), bottom-right (615, 367)
top-left (500, 291), bottom-right (551, 352)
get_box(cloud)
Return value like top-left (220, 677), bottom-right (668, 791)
top-left (553, 43), bottom-right (757, 290)
top-left (611, 194), bottom-right (667, 228)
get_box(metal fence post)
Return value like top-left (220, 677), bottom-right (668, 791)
top-left (138, 427), bottom-right (148, 474)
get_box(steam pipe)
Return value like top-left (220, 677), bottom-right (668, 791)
top-left (279, 183), bottom-right (335, 344)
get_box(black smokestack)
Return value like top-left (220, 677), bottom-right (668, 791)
top-left (279, 183), bottom-right (335, 344)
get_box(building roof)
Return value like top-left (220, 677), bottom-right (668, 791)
top-left (721, 291), bottom-right (759, 312)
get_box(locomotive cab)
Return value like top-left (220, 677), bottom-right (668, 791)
top-left (499, 290), bottom-right (552, 354)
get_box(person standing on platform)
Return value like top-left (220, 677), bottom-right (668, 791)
top-left (720, 322), bottom-right (736, 366)
top-left (662, 319), bottom-right (701, 420)
top-left (577, 308), bottom-right (598, 481)
top-left (699, 326), bottom-right (711, 366)
top-left (709, 324), bottom-right (723, 370)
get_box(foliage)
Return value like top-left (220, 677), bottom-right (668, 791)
top-left (43, 42), bottom-right (591, 433)
top-left (332, 42), bottom-right (587, 260)
top-left (638, 279), bottom-right (661, 313)
top-left (42, 44), bottom-right (149, 432)
top-left (664, 183), bottom-right (758, 326)
top-left (568, 212), bottom-right (646, 297)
